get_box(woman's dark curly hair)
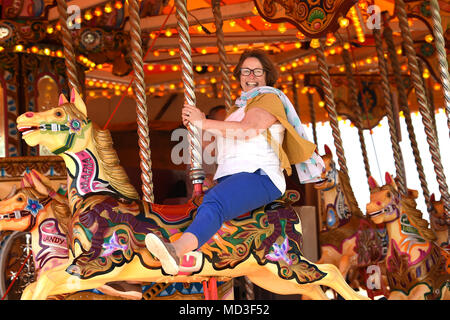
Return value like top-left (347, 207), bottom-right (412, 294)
top-left (232, 49), bottom-right (279, 87)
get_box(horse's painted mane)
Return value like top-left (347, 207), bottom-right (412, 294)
top-left (61, 103), bottom-right (140, 200)
top-left (337, 170), bottom-right (364, 218)
top-left (400, 194), bottom-right (437, 242)
top-left (377, 183), bottom-right (437, 242)
top-left (20, 187), bottom-right (71, 234)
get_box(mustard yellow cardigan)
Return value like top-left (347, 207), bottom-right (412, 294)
top-left (227, 93), bottom-right (317, 176)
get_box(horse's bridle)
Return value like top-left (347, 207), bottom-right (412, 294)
top-left (322, 162), bottom-right (337, 192)
top-left (368, 194), bottom-right (401, 223)
top-left (39, 118), bottom-right (91, 155)
top-left (0, 196), bottom-right (52, 231)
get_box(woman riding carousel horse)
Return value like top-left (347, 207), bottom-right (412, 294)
top-left (146, 49), bottom-right (326, 275)
top-left (16, 49), bottom-right (367, 300)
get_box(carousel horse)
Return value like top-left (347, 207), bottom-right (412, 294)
top-left (16, 89), bottom-right (368, 300)
top-left (314, 145), bottom-right (389, 297)
top-left (0, 171), bottom-right (231, 300)
top-left (0, 173), bottom-right (69, 283)
top-left (366, 173), bottom-right (449, 300)
top-left (429, 193), bottom-right (449, 248)
top-left (0, 170), bottom-right (143, 300)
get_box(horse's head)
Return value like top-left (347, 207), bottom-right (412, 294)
top-left (429, 193), bottom-right (449, 231)
top-left (430, 193), bottom-right (445, 220)
top-left (314, 145), bottom-right (337, 191)
top-left (17, 89), bottom-right (92, 155)
top-left (366, 172), bottom-right (402, 224)
top-left (0, 184), bottom-right (47, 232)
top-left (0, 171), bottom-right (68, 233)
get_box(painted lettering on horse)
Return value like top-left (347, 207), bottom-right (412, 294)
top-left (70, 150), bottom-right (111, 196)
top-left (42, 235), bottom-right (66, 245)
top-left (36, 218), bottom-right (69, 270)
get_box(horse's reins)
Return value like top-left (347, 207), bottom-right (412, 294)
top-left (368, 192), bottom-right (401, 223)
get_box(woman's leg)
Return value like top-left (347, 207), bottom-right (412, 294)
top-left (146, 170), bottom-right (281, 274)
top-left (174, 171), bottom-right (282, 256)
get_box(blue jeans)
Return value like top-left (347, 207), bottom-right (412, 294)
top-left (185, 170), bottom-right (282, 248)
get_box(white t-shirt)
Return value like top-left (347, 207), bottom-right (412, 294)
top-left (213, 107), bottom-right (286, 194)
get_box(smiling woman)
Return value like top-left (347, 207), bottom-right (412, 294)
top-left (239, 57), bottom-right (267, 92)
top-left (232, 49), bottom-right (279, 88)
top-left (146, 49), bottom-right (324, 276)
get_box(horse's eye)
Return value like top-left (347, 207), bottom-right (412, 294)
top-left (55, 111), bottom-right (63, 117)
top-left (386, 192), bottom-right (391, 198)
top-left (17, 196), bottom-right (24, 202)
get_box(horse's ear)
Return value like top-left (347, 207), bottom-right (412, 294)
top-left (385, 172), bottom-right (397, 188)
top-left (59, 94), bottom-right (69, 106)
top-left (29, 170), bottom-right (55, 197)
top-left (21, 173), bottom-right (33, 188)
top-left (324, 144), bottom-right (332, 156)
top-left (430, 193), bottom-right (435, 202)
top-left (70, 88), bottom-right (88, 117)
top-left (368, 176), bottom-right (379, 190)
top-left (407, 189), bottom-right (418, 199)
top-left (30, 170), bottom-right (67, 204)
top-left (31, 169), bottom-right (52, 187)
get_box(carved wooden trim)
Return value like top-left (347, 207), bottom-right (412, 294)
top-left (253, 0), bottom-right (357, 38)
top-left (0, 156), bottom-right (66, 181)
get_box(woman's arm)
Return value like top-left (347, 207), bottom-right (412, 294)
top-left (182, 104), bottom-right (278, 139)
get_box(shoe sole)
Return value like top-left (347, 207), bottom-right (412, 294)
top-left (145, 234), bottom-right (179, 275)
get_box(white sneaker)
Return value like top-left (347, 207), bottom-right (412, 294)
top-left (145, 233), bottom-right (180, 275)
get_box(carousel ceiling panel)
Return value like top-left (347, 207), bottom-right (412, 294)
top-left (0, 0), bottom-right (448, 129)
top-left (125, 0), bottom-right (257, 32)
top-left (253, 0), bottom-right (358, 38)
top-left (47, 0), bottom-right (111, 21)
top-left (146, 29), bottom-right (299, 51)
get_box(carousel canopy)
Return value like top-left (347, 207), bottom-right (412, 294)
top-left (0, 0), bottom-right (448, 129)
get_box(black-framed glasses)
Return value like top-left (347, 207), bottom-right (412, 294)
top-left (240, 68), bottom-right (265, 77)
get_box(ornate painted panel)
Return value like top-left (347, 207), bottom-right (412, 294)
top-left (0, 53), bottom-right (20, 157)
top-left (253, 0), bottom-right (357, 38)
top-left (0, 52), bottom-right (70, 157)
top-left (0, 0), bottom-right (54, 19)
top-left (305, 74), bottom-right (388, 129)
top-left (21, 53), bottom-right (71, 156)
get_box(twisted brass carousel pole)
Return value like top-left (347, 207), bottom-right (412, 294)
top-left (129, 0), bottom-right (154, 202)
top-left (212, 0), bottom-right (232, 112)
top-left (372, 27), bottom-right (407, 195)
top-left (315, 41), bottom-right (348, 175)
top-left (395, 0), bottom-right (450, 218)
top-left (176, 0), bottom-right (205, 194)
top-left (429, 0), bottom-right (450, 133)
top-left (307, 92), bottom-right (318, 146)
top-left (56, 0), bottom-right (81, 93)
top-left (342, 49), bottom-right (372, 183)
top-left (383, 17), bottom-right (432, 211)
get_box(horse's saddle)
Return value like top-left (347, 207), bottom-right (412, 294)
top-left (149, 195), bottom-right (255, 225)
top-left (148, 196), bottom-right (202, 224)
